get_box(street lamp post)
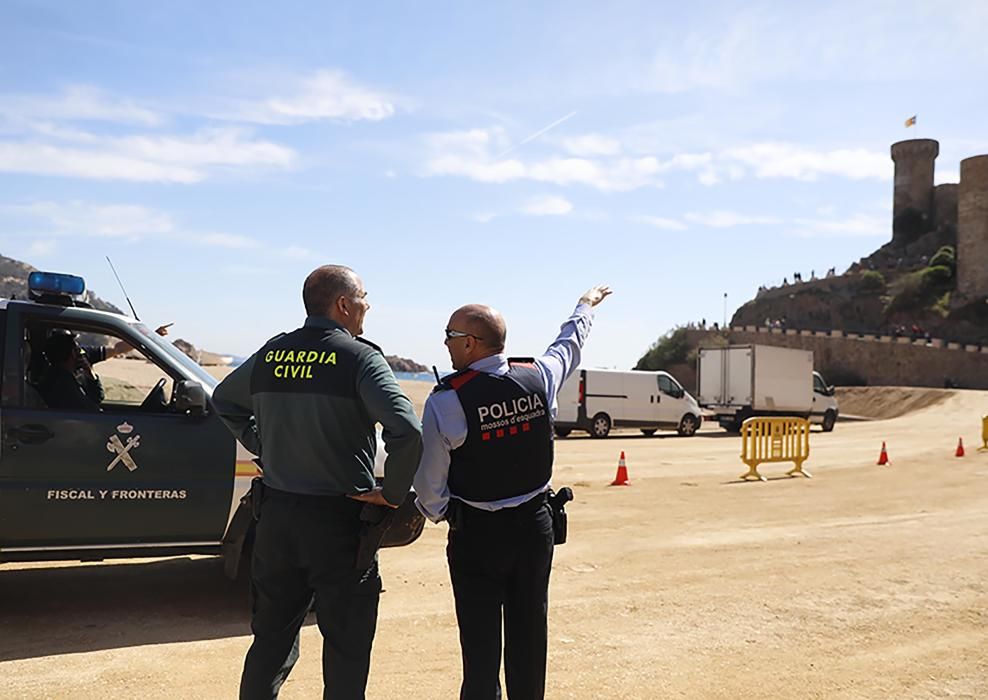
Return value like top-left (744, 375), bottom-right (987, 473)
top-left (723, 292), bottom-right (728, 329)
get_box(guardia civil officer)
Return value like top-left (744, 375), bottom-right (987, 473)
top-left (212, 265), bottom-right (423, 700)
top-left (414, 285), bottom-right (612, 699)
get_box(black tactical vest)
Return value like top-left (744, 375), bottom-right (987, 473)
top-left (445, 362), bottom-right (553, 502)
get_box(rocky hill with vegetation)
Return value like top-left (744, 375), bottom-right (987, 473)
top-left (729, 216), bottom-right (986, 345)
top-left (0, 253), bottom-right (123, 314)
top-left (636, 216), bottom-right (988, 385)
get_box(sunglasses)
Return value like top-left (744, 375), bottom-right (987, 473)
top-left (444, 328), bottom-right (483, 341)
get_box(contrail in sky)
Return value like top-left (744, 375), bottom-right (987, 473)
top-left (494, 110), bottom-right (578, 160)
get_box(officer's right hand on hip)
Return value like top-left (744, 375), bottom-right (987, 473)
top-left (349, 487), bottom-right (398, 508)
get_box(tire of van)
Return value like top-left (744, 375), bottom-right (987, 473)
top-left (678, 414), bottom-right (700, 437)
top-left (554, 427), bottom-right (572, 438)
top-left (640, 428), bottom-right (657, 437)
top-left (590, 413), bottom-right (611, 439)
top-left (822, 410), bottom-right (837, 433)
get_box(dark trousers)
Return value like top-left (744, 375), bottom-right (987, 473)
top-left (446, 497), bottom-right (554, 700)
top-left (240, 489), bottom-right (381, 700)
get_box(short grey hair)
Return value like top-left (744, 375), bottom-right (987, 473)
top-left (303, 265), bottom-right (359, 317)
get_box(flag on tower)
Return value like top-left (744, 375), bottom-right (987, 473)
top-left (904, 115), bottom-right (917, 128)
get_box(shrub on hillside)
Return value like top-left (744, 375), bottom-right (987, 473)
top-left (859, 270), bottom-right (886, 292)
top-left (886, 264), bottom-right (955, 314)
top-left (929, 245), bottom-right (955, 269)
top-left (885, 270), bottom-right (926, 313)
top-left (923, 264), bottom-right (953, 285)
top-left (635, 326), bottom-right (690, 370)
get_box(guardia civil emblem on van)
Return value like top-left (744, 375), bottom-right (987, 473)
top-left (106, 421), bottom-right (141, 472)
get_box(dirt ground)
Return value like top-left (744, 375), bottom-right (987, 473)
top-left (1, 373), bottom-right (987, 699)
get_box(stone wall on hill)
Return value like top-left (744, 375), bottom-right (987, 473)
top-left (681, 327), bottom-right (988, 391)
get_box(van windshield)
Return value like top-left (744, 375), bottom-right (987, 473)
top-left (135, 324), bottom-right (218, 389)
top-left (657, 375), bottom-right (682, 395)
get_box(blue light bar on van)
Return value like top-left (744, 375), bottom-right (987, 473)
top-left (27, 271), bottom-right (86, 296)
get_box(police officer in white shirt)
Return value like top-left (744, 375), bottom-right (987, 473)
top-left (414, 285), bottom-right (611, 699)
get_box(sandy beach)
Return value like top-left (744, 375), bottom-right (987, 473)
top-left (1, 359), bottom-right (986, 698)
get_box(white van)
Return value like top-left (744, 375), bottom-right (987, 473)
top-left (554, 368), bottom-right (703, 438)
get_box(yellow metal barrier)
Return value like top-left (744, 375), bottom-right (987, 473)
top-left (980, 415), bottom-right (988, 451)
top-left (739, 417), bottom-right (811, 481)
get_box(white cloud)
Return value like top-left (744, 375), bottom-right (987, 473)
top-left (628, 209), bottom-right (886, 238)
top-left (0, 143), bottom-right (202, 183)
top-left (423, 126), bottom-right (890, 191)
top-left (200, 232), bottom-right (261, 249)
top-left (722, 143), bottom-right (891, 181)
top-left (791, 214), bottom-right (888, 238)
top-left (282, 245), bottom-right (313, 259)
top-left (936, 170), bottom-right (960, 185)
top-left (423, 127), bottom-right (665, 192)
top-left (522, 195), bottom-right (573, 216)
top-left (472, 212), bottom-right (497, 224)
top-left (228, 69), bottom-right (395, 125)
top-left (642, 4), bottom-right (988, 95)
top-left (685, 210), bottom-right (782, 227)
top-left (562, 134), bottom-right (621, 156)
top-left (27, 239), bottom-right (56, 256)
top-left (0, 127), bottom-right (295, 183)
top-left (6, 200), bottom-right (262, 249)
top-left (0, 85), bottom-right (162, 126)
top-left (8, 201), bottom-right (175, 237)
top-left (630, 215), bottom-right (687, 231)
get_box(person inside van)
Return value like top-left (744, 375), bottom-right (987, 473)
top-left (38, 332), bottom-right (101, 412)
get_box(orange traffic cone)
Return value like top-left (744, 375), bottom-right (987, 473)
top-left (955, 437), bottom-right (965, 457)
top-left (877, 441), bottom-right (890, 466)
top-left (610, 451), bottom-right (630, 486)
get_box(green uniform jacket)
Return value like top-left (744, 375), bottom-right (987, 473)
top-left (212, 316), bottom-right (423, 505)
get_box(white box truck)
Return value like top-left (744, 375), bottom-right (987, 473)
top-left (697, 345), bottom-right (839, 432)
top-left (554, 368), bottom-right (703, 439)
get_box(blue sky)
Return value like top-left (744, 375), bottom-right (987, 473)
top-left (2, 1), bottom-right (986, 370)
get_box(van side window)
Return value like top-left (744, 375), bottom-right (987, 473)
top-left (657, 375), bottom-right (675, 394)
top-left (813, 375), bottom-right (827, 394)
top-left (19, 322), bottom-right (177, 413)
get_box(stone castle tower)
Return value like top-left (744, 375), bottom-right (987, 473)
top-left (890, 139), bottom-right (988, 301)
top-left (958, 155), bottom-right (988, 300)
top-left (891, 138), bottom-right (938, 238)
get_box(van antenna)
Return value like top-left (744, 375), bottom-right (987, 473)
top-left (105, 256), bottom-right (141, 321)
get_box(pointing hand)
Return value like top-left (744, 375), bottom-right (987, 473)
top-left (578, 285), bottom-right (613, 308)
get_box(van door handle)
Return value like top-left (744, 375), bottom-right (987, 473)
top-left (8, 424), bottom-right (55, 444)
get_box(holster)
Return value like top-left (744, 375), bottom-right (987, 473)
top-left (444, 499), bottom-right (464, 532)
top-left (547, 487), bottom-right (574, 545)
top-left (249, 477), bottom-right (265, 521)
top-left (355, 503), bottom-right (396, 570)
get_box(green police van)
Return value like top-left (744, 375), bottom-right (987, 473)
top-left (0, 272), bottom-right (420, 577)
